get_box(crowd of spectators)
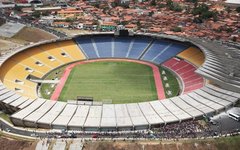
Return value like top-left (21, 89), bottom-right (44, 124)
top-left (39, 120), bottom-right (240, 140)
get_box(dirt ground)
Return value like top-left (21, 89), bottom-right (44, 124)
top-left (0, 39), bottom-right (20, 52)
top-left (13, 27), bottom-right (57, 42)
top-left (55, 28), bottom-right (90, 36)
top-left (0, 137), bottom-right (37, 150)
top-left (83, 137), bottom-right (240, 150)
top-left (83, 141), bottom-right (214, 150)
top-left (0, 26), bottom-right (57, 53)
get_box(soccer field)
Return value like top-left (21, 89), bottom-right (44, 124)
top-left (58, 61), bottom-right (158, 103)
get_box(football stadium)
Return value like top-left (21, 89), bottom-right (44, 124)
top-left (0, 31), bottom-right (239, 132)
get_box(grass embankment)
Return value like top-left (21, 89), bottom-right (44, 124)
top-left (0, 113), bottom-right (11, 124)
top-left (40, 66), bottom-right (67, 99)
top-left (160, 66), bottom-right (180, 98)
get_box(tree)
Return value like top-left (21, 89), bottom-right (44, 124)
top-left (192, 4), bottom-right (218, 21)
top-left (148, 11), bottom-right (154, 17)
top-left (65, 17), bottom-right (76, 23)
top-left (158, 3), bottom-right (165, 8)
top-left (186, 0), bottom-right (197, 2)
top-left (32, 11), bottom-right (41, 18)
top-left (225, 6), bottom-right (231, 13)
top-left (166, 0), bottom-right (173, 7)
top-left (236, 7), bottom-right (240, 13)
top-left (166, 0), bottom-right (182, 12)
top-left (14, 5), bottom-right (22, 12)
top-left (150, 0), bottom-right (156, 6)
top-left (192, 4), bottom-right (209, 16)
top-left (193, 17), bottom-right (203, 23)
top-left (171, 26), bottom-right (182, 32)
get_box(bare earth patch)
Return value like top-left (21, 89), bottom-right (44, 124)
top-left (83, 138), bottom-right (240, 150)
top-left (0, 39), bottom-right (20, 52)
top-left (55, 28), bottom-right (90, 36)
top-left (0, 137), bottom-right (37, 150)
top-left (13, 27), bottom-right (57, 42)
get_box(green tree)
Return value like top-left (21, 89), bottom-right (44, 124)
top-left (166, 0), bottom-right (173, 7)
top-left (192, 4), bottom-right (218, 21)
top-left (171, 26), bottom-right (182, 32)
top-left (65, 17), bottom-right (76, 23)
top-left (148, 11), bottom-right (154, 16)
top-left (14, 5), bottom-right (22, 12)
top-left (225, 6), bottom-right (231, 13)
top-left (166, 0), bottom-right (182, 12)
top-left (32, 11), bottom-right (41, 18)
top-left (236, 7), bottom-right (240, 13)
top-left (186, 0), bottom-right (198, 3)
top-left (150, 0), bottom-right (156, 6)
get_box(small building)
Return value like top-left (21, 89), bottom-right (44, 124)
top-left (34, 6), bottom-right (62, 12)
top-left (52, 21), bottom-right (70, 28)
top-left (100, 22), bottom-right (117, 31)
top-left (57, 8), bottom-right (83, 18)
top-left (125, 24), bottom-right (138, 31)
top-left (225, 0), bottom-right (240, 7)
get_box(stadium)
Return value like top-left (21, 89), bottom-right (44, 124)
top-left (0, 30), bottom-right (239, 132)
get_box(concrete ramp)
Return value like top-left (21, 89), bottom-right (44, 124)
top-left (52, 140), bottom-right (66, 150)
top-left (35, 140), bottom-right (49, 150)
top-left (0, 22), bottom-right (25, 38)
top-left (69, 140), bottom-right (83, 150)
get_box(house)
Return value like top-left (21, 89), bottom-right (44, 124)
top-left (57, 8), bottom-right (83, 18)
top-left (125, 24), bottom-right (137, 31)
top-left (52, 21), bottom-right (70, 28)
top-left (100, 22), bottom-right (117, 31)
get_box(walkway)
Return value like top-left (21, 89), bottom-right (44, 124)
top-left (30, 79), bottom-right (59, 84)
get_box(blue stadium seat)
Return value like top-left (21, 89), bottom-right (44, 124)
top-left (127, 37), bottom-right (152, 59)
top-left (114, 37), bottom-right (132, 58)
top-left (141, 40), bottom-right (170, 62)
top-left (75, 37), bottom-right (98, 59)
top-left (93, 37), bottom-right (113, 58)
top-left (153, 44), bottom-right (188, 64)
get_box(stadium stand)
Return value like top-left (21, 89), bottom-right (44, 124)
top-left (39, 43), bottom-right (73, 64)
top-left (163, 58), bottom-right (204, 94)
top-left (75, 37), bottom-right (99, 59)
top-left (141, 40), bottom-right (188, 64)
top-left (127, 37), bottom-right (153, 59)
top-left (113, 37), bottom-right (132, 58)
top-left (177, 47), bottom-right (205, 67)
top-left (8, 84), bottom-right (239, 130)
top-left (93, 36), bottom-right (113, 58)
top-left (0, 40), bottom-right (86, 98)
top-left (74, 36), bottom-right (189, 64)
top-left (57, 40), bottom-right (86, 61)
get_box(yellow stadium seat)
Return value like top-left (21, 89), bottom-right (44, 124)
top-left (0, 40), bottom-right (87, 99)
top-left (40, 43), bottom-right (73, 64)
top-left (178, 47), bottom-right (205, 67)
top-left (0, 60), bottom-right (29, 80)
top-left (10, 52), bottom-right (50, 77)
top-left (57, 40), bottom-right (86, 61)
top-left (23, 47), bottom-right (62, 69)
top-left (2, 80), bottom-right (38, 99)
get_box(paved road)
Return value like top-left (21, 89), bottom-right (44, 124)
top-left (210, 112), bottom-right (240, 134)
top-left (0, 119), bottom-right (45, 137)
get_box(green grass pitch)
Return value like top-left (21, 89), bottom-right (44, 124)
top-left (58, 61), bottom-right (158, 103)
